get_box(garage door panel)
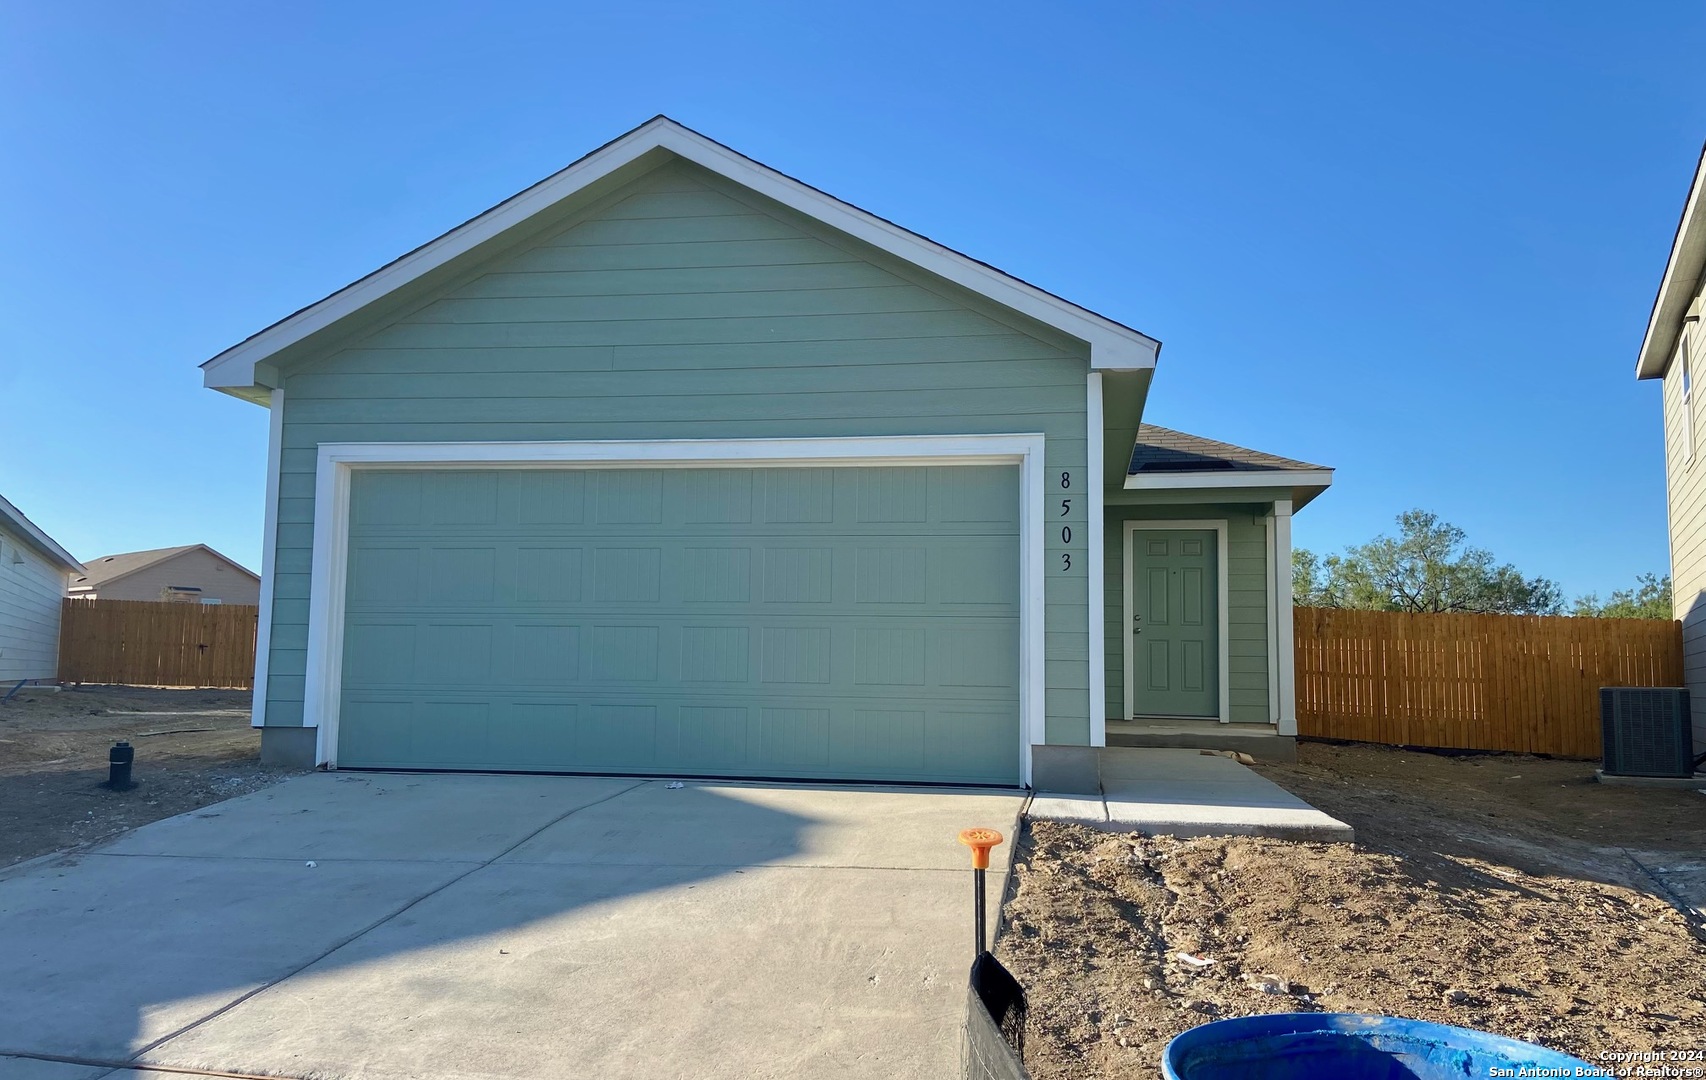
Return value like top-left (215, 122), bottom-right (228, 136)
top-left (578, 704), bottom-right (658, 766)
top-left (344, 616), bottom-right (1017, 698)
top-left (680, 547), bottom-right (752, 602)
top-left (515, 470), bottom-right (585, 524)
top-left (675, 468), bottom-right (754, 523)
top-left (853, 626), bottom-right (926, 686)
top-left (759, 468), bottom-right (836, 524)
top-left (845, 708), bottom-right (927, 773)
top-left (926, 709), bottom-right (1020, 778)
top-left (592, 471), bottom-right (663, 524)
top-left (585, 625), bottom-right (661, 683)
top-left (678, 625), bottom-right (749, 683)
top-left (340, 465), bottom-right (1021, 783)
top-left (521, 547), bottom-right (583, 603)
top-left (510, 624), bottom-right (580, 683)
top-left (348, 546), bottom-right (420, 605)
top-left (491, 703), bottom-right (576, 763)
top-left (672, 705), bottom-right (748, 767)
top-left (343, 622), bottom-right (416, 685)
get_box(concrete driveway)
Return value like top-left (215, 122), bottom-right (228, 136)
top-left (0, 772), bottom-right (1022, 1079)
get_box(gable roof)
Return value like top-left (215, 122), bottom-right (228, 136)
top-left (202, 116), bottom-right (1159, 400)
top-left (0, 494), bottom-right (85, 574)
top-left (72, 544), bottom-right (259, 590)
top-left (1128, 424), bottom-right (1328, 474)
top-left (1636, 140), bottom-right (1706, 380)
top-left (1124, 424), bottom-right (1333, 509)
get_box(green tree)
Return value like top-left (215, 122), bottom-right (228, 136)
top-left (1572, 573), bottom-right (1672, 620)
top-left (1292, 510), bottom-right (1563, 615)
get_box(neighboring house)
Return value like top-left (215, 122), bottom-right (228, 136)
top-left (70, 545), bottom-right (261, 605)
top-left (1636, 141), bottom-right (1706, 758)
top-left (0, 495), bottom-right (85, 687)
top-left (200, 116), bottom-right (1331, 787)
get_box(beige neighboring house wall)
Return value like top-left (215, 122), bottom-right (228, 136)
top-left (71, 546), bottom-right (260, 605)
top-left (1637, 142), bottom-right (1706, 756)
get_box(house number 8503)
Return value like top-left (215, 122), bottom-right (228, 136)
top-left (1058, 472), bottom-right (1073, 569)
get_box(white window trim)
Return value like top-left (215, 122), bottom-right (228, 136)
top-left (304, 433), bottom-right (1049, 785)
top-left (1682, 329), bottom-right (1694, 469)
top-left (1121, 519), bottom-right (1231, 724)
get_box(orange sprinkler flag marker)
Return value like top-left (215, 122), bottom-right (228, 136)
top-left (958, 828), bottom-right (1005, 869)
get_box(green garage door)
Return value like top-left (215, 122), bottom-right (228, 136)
top-left (336, 465), bottom-right (1021, 784)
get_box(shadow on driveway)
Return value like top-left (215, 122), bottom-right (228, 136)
top-left (0, 771), bottom-right (1021, 1080)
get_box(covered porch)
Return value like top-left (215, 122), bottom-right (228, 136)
top-left (1099, 425), bottom-right (1332, 758)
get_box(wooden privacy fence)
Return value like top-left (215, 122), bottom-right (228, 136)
top-left (1293, 607), bottom-right (1684, 758)
top-left (58, 599), bottom-right (259, 689)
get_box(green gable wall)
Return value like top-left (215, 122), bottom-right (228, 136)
top-left (1102, 503), bottom-right (1272, 724)
top-left (261, 159), bottom-right (1096, 746)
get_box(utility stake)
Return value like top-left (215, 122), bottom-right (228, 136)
top-left (958, 827), bottom-right (1005, 958)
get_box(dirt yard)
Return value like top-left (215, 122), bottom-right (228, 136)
top-left (0, 686), bottom-right (304, 867)
top-left (998, 742), bottom-right (1706, 1077)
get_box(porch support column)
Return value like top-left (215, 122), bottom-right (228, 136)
top-left (1272, 498), bottom-right (1297, 736)
top-left (1265, 510), bottom-right (1280, 725)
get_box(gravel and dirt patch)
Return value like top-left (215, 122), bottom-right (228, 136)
top-left (998, 742), bottom-right (1706, 1078)
top-left (0, 686), bottom-right (305, 867)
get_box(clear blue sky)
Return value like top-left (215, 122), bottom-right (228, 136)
top-left (3, 2), bottom-right (1702, 599)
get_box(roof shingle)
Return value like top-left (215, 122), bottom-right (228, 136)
top-left (1128, 424), bottom-right (1328, 475)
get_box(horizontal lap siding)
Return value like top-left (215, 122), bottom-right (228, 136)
top-left (1102, 505), bottom-right (1271, 722)
top-left (266, 160), bottom-right (1094, 743)
top-left (1662, 315), bottom-right (1706, 752)
top-left (0, 524), bottom-right (69, 682)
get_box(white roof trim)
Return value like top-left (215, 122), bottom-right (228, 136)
top-left (1122, 468), bottom-right (1334, 492)
top-left (1637, 142), bottom-right (1706, 381)
top-left (0, 494), bottom-right (85, 574)
top-left (202, 116), bottom-right (1159, 393)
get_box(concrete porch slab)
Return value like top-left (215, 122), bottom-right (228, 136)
top-left (1029, 748), bottom-right (1354, 842)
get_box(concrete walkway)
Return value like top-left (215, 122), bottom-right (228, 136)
top-left (0, 772), bottom-right (1022, 1080)
top-left (1030, 747), bottom-right (1354, 841)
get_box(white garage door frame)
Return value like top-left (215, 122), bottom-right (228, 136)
top-left (302, 434), bottom-right (1049, 785)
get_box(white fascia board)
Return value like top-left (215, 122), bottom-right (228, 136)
top-left (202, 117), bottom-right (1158, 393)
top-left (0, 495), bottom-right (85, 574)
top-left (1637, 144), bottom-right (1706, 381)
top-left (1122, 469), bottom-right (1334, 492)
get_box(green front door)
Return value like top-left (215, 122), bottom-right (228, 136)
top-left (1130, 529), bottom-right (1218, 719)
top-left (335, 465), bottom-right (1021, 784)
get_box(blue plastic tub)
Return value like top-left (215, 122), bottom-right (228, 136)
top-left (1163, 1013), bottom-right (1596, 1080)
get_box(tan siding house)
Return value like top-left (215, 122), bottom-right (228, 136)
top-left (1636, 143), bottom-right (1706, 756)
top-left (71, 545), bottom-right (260, 605)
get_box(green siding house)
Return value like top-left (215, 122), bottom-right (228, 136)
top-left (202, 117), bottom-right (1330, 788)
